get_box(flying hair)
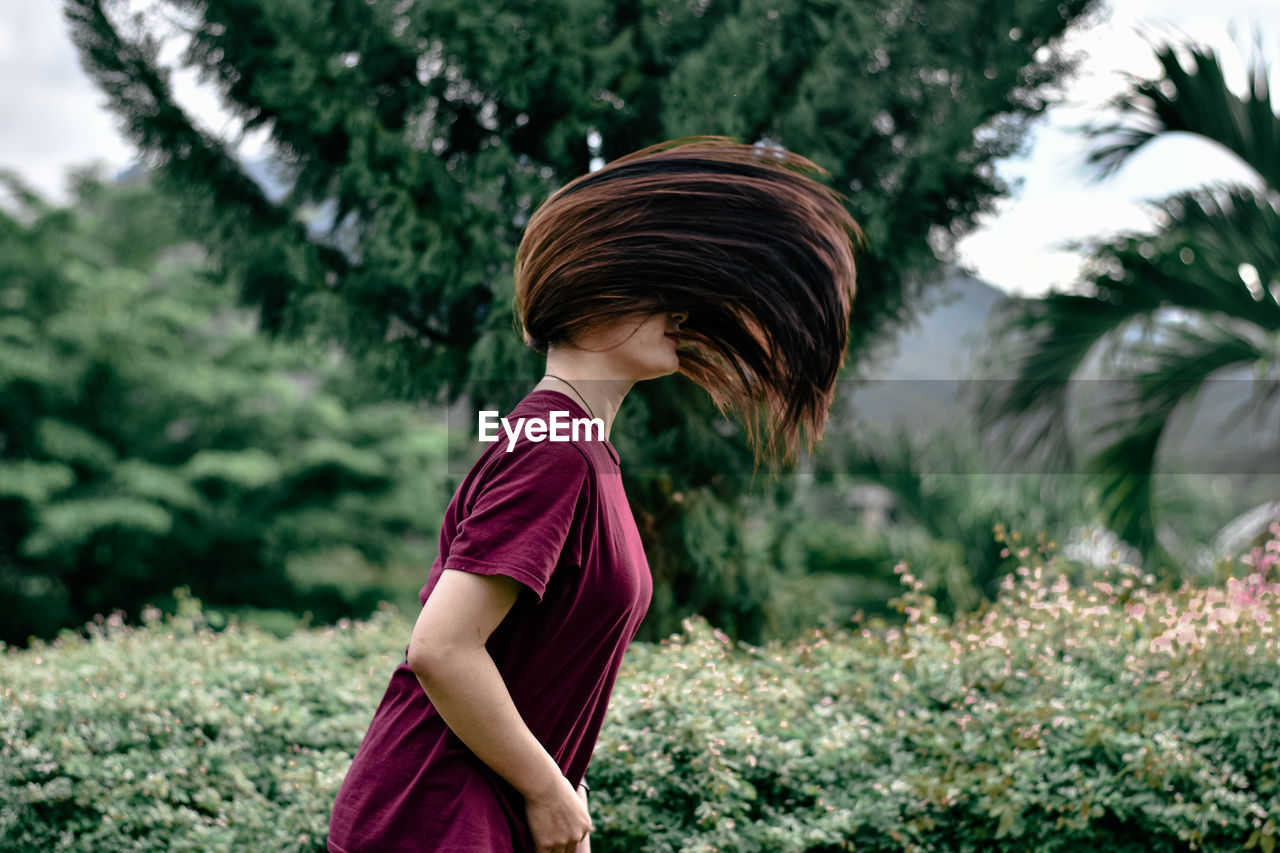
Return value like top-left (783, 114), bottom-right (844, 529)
top-left (513, 136), bottom-right (865, 469)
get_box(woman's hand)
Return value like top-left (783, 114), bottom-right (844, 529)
top-left (408, 572), bottom-right (592, 850)
top-left (524, 775), bottom-right (592, 853)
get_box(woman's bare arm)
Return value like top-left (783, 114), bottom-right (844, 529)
top-left (406, 568), bottom-right (592, 851)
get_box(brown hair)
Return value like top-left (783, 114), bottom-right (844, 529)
top-left (513, 136), bottom-right (864, 468)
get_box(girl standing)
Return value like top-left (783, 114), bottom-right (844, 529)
top-left (327, 137), bottom-right (862, 852)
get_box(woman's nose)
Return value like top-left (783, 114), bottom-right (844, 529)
top-left (670, 311), bottom-right (688, 326)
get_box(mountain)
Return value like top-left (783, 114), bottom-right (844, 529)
top-left (842, 266), bottom-right (1276, 507)
top-left (861, 266), bottom-right (1009, 382)
top-left (842, 267), bottom-right (1008, 441)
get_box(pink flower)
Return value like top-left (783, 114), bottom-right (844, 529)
top-left (1228, 578), bottom-right (1257, 608)
top-left (1207, 607), bottom-right (1239, 627)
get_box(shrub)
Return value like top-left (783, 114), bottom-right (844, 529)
top-left (0, 175), bottom-right (452, 646)
top-left (2, 526), bottom-right (1278, 851)
top-left (0, 588), bottom-right (399, 851)
top-left (590, 526), bottom-right (1280, 852)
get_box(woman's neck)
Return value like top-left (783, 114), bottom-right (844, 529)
top-left (533, 353), bottom-right (633, 441)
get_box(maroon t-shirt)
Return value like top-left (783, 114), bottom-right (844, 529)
top-left (327, 389), bottom-right (652, 852)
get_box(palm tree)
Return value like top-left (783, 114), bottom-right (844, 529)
top-left (968, 36), bottom-right (1280, 569)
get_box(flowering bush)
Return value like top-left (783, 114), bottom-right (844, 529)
top-left (2, 524), bottom-right (1278, 851)
top-left (589, 523), bottom-right (1280, 852)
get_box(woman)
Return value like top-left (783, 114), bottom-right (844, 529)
top-left (326, 137), bottom-right (862, 852)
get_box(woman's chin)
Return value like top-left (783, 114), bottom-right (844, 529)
top-left (638, 359), bottom-right (679, 381)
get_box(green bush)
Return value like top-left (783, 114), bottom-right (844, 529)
top-left (2, 527), bottom-right (1278, 851)
top-left (0, 174), bottom-right (451, 645)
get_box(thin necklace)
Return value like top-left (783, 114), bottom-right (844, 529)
top-left (542, 374), bottom-right (596, 421)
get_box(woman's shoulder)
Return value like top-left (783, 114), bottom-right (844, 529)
top-left (462, 424), bottom-right (595, 497)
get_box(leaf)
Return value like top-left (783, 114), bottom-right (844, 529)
top-left (1084, 41), bottom-right (1279, 192)
top-left (34, 418), bottom-right (118, 470)
top-left (22, 497), bottom-right (172, 558)
top-left (111, 459), bottom-right (208, 513)
top-left (0, 460), bottom-right (76, 504)
top-left (288, 438), bottom-right (389, 482)
top-left (182, 448), bottom-right (283, 490)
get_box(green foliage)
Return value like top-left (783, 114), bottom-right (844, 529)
top-left (970, 37), bottom-right (1280, 565)
top-left (791, 414), bottom-right (1102, 618)
top-left (62, 0), bottom-right (1105, 642)
top-left (0, 589), bottom-right (385, 852)
top-left (4, 528), bottom-right (1278, 851)
top-left (63, 0), bottom-right (1103, 382)
top-left (0, 175), bottom-right (449, 645)
top-left (596, 523), bottom-right (1280, 851)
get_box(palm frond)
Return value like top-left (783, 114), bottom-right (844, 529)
top-left (968, 286), bottom-right (1160, 470)
top-left (972, 179), bottom-right (1280, 469)
top-left (1083, 40), bottom-right (1279, 191)
top-left (1087, 320), bottom-right (1271, 556)
top-left (1136, 185), bottom-right (1280, 328)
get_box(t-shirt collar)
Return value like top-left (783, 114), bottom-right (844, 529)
top-left (528, 389), bottom-right (621, 467)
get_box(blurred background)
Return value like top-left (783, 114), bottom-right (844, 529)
top-left (2, 0), bottom-right (1278, 647)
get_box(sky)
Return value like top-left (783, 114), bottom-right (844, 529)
top-left (3, 0), bottom-right (1278, 298)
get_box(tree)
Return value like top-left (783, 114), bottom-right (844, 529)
top-left (969, 37), bottom-right (1280, 568)
top-left (65, 0), bottom-right (1102, 640)
top-left (0, 173), bottom-right (450, 645)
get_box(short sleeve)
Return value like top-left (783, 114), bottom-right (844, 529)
top-left (443, 440), bottom-right (590, 601)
